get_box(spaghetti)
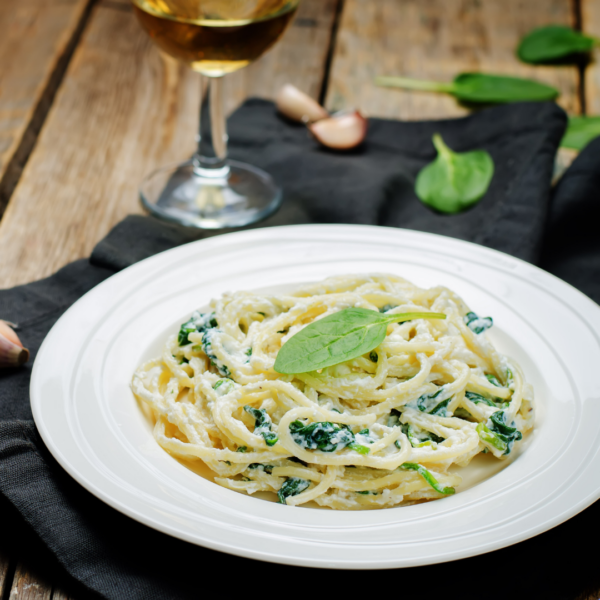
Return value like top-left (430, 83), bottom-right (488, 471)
top-left (132, 274), bottom-right (534, 509)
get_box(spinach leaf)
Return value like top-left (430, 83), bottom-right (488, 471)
top-left (486, 374), bottom-right (502, 387)
top-left (274, 307), bottom-right (445, 374)
top-left (400, 463), bottom-right (455, 495)
top-left (202, 329), bottom-right (230, 377)
top-left (379, 304), bottom-right (398, 313)
top-left (244, 406), bottom-right (278, 447)
top-left (278, 478), bottom-right (310, 504)
top-left (465, 391), bottom-right (496, 407)
top-left (453, 407), bottom-right (474, 420)
top-left (178, 311), bottom-right (218, 346)
top-left (375, 73), bottom-right (559, 103)
top-left (517, 25), bottom-right (599, 64)
top-left (561, 116), bottom-right (600, 151)
top-left (402, 423), bottom-right (444, 447)
top-left (414, 389), bottom-right (450, 416)
top-left (415, 134), bottom-right (494, 214)
top-left (464, 311), bottom-right (493, 334)
top-left (249, 463), bottom-right (274, 474)
top-left (476, 410), bottom-right (522, 455)
top-left (236, 446), bottom-right (247, 452)
top-left (289, 420), bottom-right (369, 454)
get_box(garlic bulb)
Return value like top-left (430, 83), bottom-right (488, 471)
top-left (0, 321), bottom-right (29, 368)
top-left (308, 110), bottom-right (368, 150)
top-left (275, 84), bottom-right (329, 123)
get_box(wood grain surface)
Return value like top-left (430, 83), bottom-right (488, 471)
top-left (325, 0), bottom-right (581, 119)
top-left (0, 0), bottom-right (339, 288)
top-left (7, 563), bottom-right (51, 600)
top-left (0, 0), bottom-right (93, 216)
top-left (0, 550), bottom-right (12, 597)
top-left (581, 0), bottom-right (600, 114)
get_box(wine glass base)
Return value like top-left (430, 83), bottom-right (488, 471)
top-left (139, 159), bottom-right (282, 229)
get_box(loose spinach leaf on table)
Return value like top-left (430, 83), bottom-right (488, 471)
top-left (517, 25), bottom-right (599, 64)
top-left (375, 72), bottom-right (559, 103)
top-left (415, 134), bottom-right (494, 214)
top-left (244, 406), bottom-right (278, 447)
top-left (289, 420), bottom-right (369, 455)
top-left (278, 477), bottom-right (310, 504)
top-left (561, 116), bottom-right (600, 151)
top-left (400, 463), bottom-right (455, 495)
top-left (274, 307), bottom-right (445, 374)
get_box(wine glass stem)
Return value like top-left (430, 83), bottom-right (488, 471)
top-left (194, 75), bottom-right (229, 177)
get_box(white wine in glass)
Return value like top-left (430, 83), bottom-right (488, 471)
top-left (132, 0), bottom-right (300, 228)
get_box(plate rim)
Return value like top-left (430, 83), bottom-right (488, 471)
top-left (30, 223), bottom-right (600, 569)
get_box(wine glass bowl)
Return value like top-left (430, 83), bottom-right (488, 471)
top-left (132, 0), bottom-right (300, 228)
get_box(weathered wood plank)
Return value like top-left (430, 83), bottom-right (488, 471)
top-left (0, 549), bottom-right (13, 598)
top-left (0, 0), bottom-right (339, 288)
top-left (326, 0), bottom-right (581, 119)
top-left (51, 588), bottom-right (71, 600)
top-left (0, 0), bottom-right (93, 216)
top-left (7, 562), bottom-right (52, 600)
top-left (581, 0), bottom-right (600, 114)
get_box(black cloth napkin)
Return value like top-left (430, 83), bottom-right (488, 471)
top-left (1, 100), bottom-right (600, 600)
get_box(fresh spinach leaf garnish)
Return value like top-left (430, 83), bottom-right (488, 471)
top-left (477, 410), bottom-right (522, 455)
top-left (561, 116), bottom-right (600, 151)
top-left (415, 134), bottom-right (494, 214)
top-left (178, 311), bottom-right (218, 346)
top-left (244, 406), bottom-right (278, 447)
top-left (464, 311), bottom-right (493, 334)
top-left (400, 463), bottom-right (455, 495)
top-left (289, 420), bottom-right (369, 455)
top-left (375, 72), bottom-right (559, 103)
top-left (274, 307), bottom-right (445, 374)
top-left (278, 477), bottom-right (310, 504)
top-left (517, 25), bottom-right (599, 64)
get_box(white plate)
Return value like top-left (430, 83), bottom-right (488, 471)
top-left (30, 224), bottom-right (600, 569)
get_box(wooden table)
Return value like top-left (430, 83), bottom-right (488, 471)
top-left (0, 0), bottom-right (599, 597)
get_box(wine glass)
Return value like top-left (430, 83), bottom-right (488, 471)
top-left (132, 0), bottom-right (300, 228)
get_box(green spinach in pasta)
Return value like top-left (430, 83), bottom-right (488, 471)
top-left (178, 311), bottom-right (218, 346)
top-left (244, 406), bottom-right (278, 446)
top-left (201, 329), bottom-right (230, 377)
top-left (278, 477), bottom-right (310, 504)
top-left (400, 463), bottom-right (455, 495)
top-left (289, 420), bottom-right (370, 455)
top-left (464, 311), bottom-right (493, 334)
top-left (476, 410), bottom-right (522, 455)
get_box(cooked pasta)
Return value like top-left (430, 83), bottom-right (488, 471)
top-left (132, 274), bottom-right (534, 509)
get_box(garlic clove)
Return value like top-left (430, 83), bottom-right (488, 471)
top-left (0, 320), bottom-right (22, 347)
top-left (275, 84), bottom-right (329, 123)
top-left (307, 110), bottom-right (368, 149)
top-left (0, 332), bottom-right (29, 368)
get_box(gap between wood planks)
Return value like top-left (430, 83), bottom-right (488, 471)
top-left (318, 0), bottom-right (345, 105)
top-left (0, 0), bottom-right (97, 223)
